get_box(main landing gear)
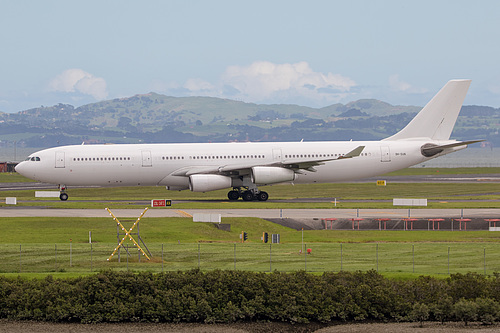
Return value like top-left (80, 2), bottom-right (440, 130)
top-left (59, 184), bottom-right (69, 201)
top-left (227, 188), bottom-right (269, 201)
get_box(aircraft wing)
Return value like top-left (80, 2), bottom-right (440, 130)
top-left (171, 145), bottom-right (365, 176)
top-left (277, 145), bottom-right (365, 172)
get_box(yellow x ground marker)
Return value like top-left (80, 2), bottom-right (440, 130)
top-left (106, 207), bottom-right (151, 261)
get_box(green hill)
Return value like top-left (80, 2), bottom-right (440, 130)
top-left (0, 93), bottom-right (497, 149)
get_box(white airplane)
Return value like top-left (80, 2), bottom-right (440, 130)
top-left (15, 80), bottom-right (482, 201)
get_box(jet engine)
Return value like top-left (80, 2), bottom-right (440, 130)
top-left (420, 143), bottom-right (444, 157)
top-left (251, 166), bottom-right (295, 185)
top-left (189, 174), bottom-right (232, 192)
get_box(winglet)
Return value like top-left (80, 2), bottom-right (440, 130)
top-left (338, 146), bottom-right (365, 159)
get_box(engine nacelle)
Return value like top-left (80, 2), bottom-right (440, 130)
top-left (251, 166), bottom-right (295, 185)
top-left (189, 174), bottom-right (232, 192)
top-left (421, 143), bottom-right (444, 157)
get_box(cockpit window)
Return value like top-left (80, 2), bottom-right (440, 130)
top-left (28, 157), bottom-right (41, 161)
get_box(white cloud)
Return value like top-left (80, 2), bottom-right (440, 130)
top-left (184, 78), bottom-right (216, 93)
top-left (389, 75), bottom-right (427, 94)
top-left (389, 75), bottom-right (412, 92)
top-left (151, 61), bottom-right (356, 106)
top-left (48, 69), bottom-right (108, 100)
top-left (220, 61), bottom-right (356, 104)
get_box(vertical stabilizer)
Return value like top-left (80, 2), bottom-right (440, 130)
top-left (384, 80), bottom-right (471, 141)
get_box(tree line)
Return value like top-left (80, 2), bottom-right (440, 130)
top-left (1, 270), bottom-right (499, 325)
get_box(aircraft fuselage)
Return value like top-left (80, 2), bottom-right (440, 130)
top-left (17, 140), bottom-right (460, 188)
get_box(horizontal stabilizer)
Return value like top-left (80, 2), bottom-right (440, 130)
top-left (421, 140), bottom-right (484, 157)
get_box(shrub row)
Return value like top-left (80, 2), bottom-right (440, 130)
top-left (1, 270), bottom-right (500, 324)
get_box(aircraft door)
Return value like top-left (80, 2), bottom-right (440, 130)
top-left (272, 148), bottom-right (282, 161)
top-left (141, 150), bottom-right (152, 167)
top-left (380, 146), bottom-right (391, 162)
top-left (55, 152), bottom-right (65, 168)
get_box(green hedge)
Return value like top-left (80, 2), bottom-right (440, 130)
top-left (1, 270), bottom-right (500, 324)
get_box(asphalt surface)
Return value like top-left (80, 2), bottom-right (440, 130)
top-left (1, 207), bottom-right (499, 219)
top-left (363, 173), bottom-right (500, 183)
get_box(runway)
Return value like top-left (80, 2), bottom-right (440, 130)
top-left (1, 208), bottom-right (499, 219)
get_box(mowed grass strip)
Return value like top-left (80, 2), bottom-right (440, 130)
top-left (5, 181), bottom-right (500, 200)
top-left (2, 181), bottom-right (500, 209)
top-left (3, 242), bottom-right (500, 277)
top-left (3, 217), bottom-right (500, 244)
top-left (1, 217), bottom-right (500, 277)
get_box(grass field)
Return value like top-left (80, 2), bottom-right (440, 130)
top-left (1, 168), bottom-right (499, 279)
top-left (1, 216), bottom-right (500, 278)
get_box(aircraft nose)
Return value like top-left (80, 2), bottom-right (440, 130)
top-left (15, 161), bottom-right (32, 178)
top-left (14, 161), bottom-right (24, 174)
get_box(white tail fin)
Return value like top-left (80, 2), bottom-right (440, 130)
top-left (384, 80), bottom-right (471, 141)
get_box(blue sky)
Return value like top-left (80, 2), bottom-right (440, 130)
top-left (1, 0), bottom-right (500, 113)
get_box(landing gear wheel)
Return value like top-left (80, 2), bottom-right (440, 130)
top-left (59, 193), bottom-right (69, 201)
top-left (241, 191), bottom-right (255, 201)
top-left (227, 190), bottom-right (240, 201)
top-left (256, 191), bottom-right (269, 201)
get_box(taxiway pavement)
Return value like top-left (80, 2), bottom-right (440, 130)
top-left (1, 208), bottom-right (499, 219)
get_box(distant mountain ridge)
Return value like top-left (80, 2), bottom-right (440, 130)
top-left (0, 94), bottom-right (420, 132)
top-left (0, 93), bottom-right (498, 148)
